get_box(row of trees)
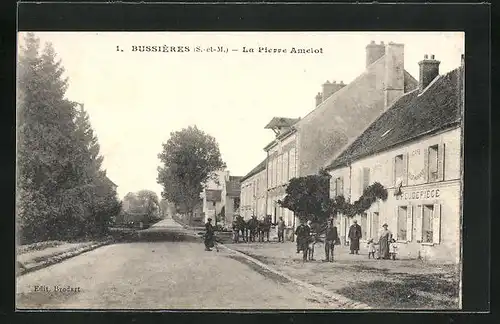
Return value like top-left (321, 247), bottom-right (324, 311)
top-left (17, 33), bottom-right (121, 244)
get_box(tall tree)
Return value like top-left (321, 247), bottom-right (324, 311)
top-left (157, 126), bottom-right (226, 223)
top-left (136, 190), bottom-right (160, 219)
top-left (17, 33), bottom-right (120, 243)
top-left (17, 34), bottom-right (86, 242)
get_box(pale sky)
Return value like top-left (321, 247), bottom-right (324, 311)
top-left (19, 32), bottom-right (464, 199)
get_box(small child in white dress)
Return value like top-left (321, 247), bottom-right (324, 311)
top-left (389, 238), bottom-right (398, 260)
top-left (367, 238), bottom-right (376, 259)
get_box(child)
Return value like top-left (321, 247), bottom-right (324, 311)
top-left (367, 238), bottom-right (376, 259)
top-left (389, 238), bottom-right (398, 260)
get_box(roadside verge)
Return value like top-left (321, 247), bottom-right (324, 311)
top-left (17, 240), bottom-right (113, 277)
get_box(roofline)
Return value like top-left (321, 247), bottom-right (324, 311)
top-left (321, 88), bottom-right (419, 171)
top-left (325, 122), bottom-right (461, 171)
top-left (240, 159), bottom-right (267, 182)
top-left (263, 127), bottom-right (297, 151)
top-left (297, 54), bottom-right (388, 128)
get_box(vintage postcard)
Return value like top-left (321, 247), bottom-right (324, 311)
top-left (16, 31), bottom-right (464, 310)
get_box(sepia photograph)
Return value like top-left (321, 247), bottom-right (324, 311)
top-left (16, 31), bottom-right (464, 310)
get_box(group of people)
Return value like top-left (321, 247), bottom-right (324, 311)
top-left (204, 215), bottom-right (398, 260)
top-left (295, 218), bottom-right (339, 262)
top-left (348, 220), bottom-right (398, 260)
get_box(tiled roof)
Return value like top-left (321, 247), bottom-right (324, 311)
top-left (241, 158), bottom-right (267, 182)
top-left (226, 176), bottom-right (243, 197)
top-left (264, 117), bottom-right (301, 129)
top-left (326, 66), bottom-right (463, 170)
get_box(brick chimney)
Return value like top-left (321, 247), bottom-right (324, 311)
top-left (321, 80), bottom-right (346, 101)
top-left (366, 41), bottom-right (385, 68)
top-left (315, 92), bottom-right (323, 106)
top-left (384, 42), bottom-right (405, 109)
top-left (418, 54), bottom-right (440, 92)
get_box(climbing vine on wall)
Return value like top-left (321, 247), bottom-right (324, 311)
top-left (331, 182), bottom-right (388, 217)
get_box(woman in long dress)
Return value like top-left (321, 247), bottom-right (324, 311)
top-left (377, 223), bottom-right (392, 259)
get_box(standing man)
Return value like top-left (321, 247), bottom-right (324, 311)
top-left (204, 218), bottom-right (215, 251)
top-left (348, 219), bottom-right (362, 254)
top-left (277, 217), bottom-right (286, 243)
top-left (324, 220), bottom-right (339, 262)
top-left (295, 219), bottom-right (311, 262)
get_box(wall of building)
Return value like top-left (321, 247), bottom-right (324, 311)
top-left (240, 168), bottom-right (266, 220)
top-left (297, 44), bottom-right (409, 177)
top-left (328, 127), bottom-right (461, 262)
top-left (266, 132), bottom-right (298, 231)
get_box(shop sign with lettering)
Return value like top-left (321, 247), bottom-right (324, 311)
top-left (396, 188), bottom-right (441, 200)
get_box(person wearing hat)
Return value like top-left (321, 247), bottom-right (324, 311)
top-left (294, 218), bottom-right (310, 261)
top-left (348, 219), bottom-right (362, 254)
top-left (204, 217), bottom-right (215, 251)
top-left (377, 223), bottom-right (392, 259)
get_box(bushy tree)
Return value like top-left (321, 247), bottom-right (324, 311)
top-left (157, 126), bottom-right (226, 223)
top-left (277, 170), bottom-right (332, 224)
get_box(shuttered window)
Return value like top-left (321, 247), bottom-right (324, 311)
top-left (289, 149), bottom-right (296, 179)
top-left (283, 151), bottom-right (289, 182)
top-left (422, 204), bottom-right (434, 243)
top-left (371, 212), bottom-right (379, 238)
top-left (361, 213), bottom-right (367, 239)
top-left (397, 206), bottom-right (408, 241)
top-left (336, 177), bottom-right (344, 197)
top-left (428, 145), bottom-right (439, 182)
top-left (363, 168), bottom-right (370, 191)
top-left (394, 154), bottom-right (404, 185)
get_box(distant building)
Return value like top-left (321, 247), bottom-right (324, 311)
top-left (224, 176), bottom-right (242, 225)
top-left (260, 41), bottom-right (418, 240)
top-left (325, 55), bottom-right (464, 263)
top-left (201, 170), bottom-right (242, 227)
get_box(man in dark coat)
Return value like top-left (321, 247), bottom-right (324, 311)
top-left (324, 220), bottom-right (339, 262)
top-left (204, 218), bottom-right (215, 251)
top-left (295, 219), bottom-right (311, 262)
top-left (348, 219), bottom-right (362, 254)
top-left (277, 217), bottom-right (286, 243)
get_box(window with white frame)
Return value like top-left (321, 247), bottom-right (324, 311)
top-left (277, 154), bottom-right (282, 185)
top-left (371, 212), bottom-right (379, 238)
top-left (362, 168), bottom-right (370, 191)
top-left (289, 149), bottom-right (296, 179)
top-left (335, 177), bottom-right (343, 197)
top-left (422, 205), bottom-right (434, 243)
top-left (394, 154), bottom-right (404, 184)
top-left (397, 206), bottom-right (408, 241)
top-left (283, 151), bottom-right (289, 183)
top-left (361, 213), bottom-right (367, 239)
top-left (428, 145), bottom-right (439, 182)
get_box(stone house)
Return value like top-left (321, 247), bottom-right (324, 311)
top-left (325, 55), bottom-right (464, 263)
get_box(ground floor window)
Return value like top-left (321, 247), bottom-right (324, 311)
top-left (422, 204), bottom-right (434, 243)
top-left (361, 213), bottom-right (367, 239)
top-left (371, 212), bottom-right (379, 238)
top-left (397, 206), bottom-right (408, 241)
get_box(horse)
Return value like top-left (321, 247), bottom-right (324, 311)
top-left (257, 215), bottom-right (272, 242)
top-left (234, 215), bottom-right (248, 243)
top-left (246, 217), bottom-right (258, 242)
